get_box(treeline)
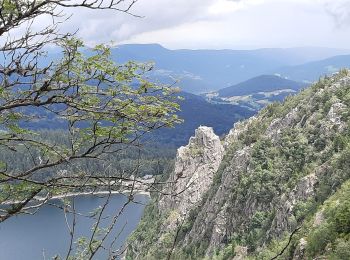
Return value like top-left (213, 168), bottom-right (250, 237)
top-left (0, 129), bottom-right (177, 181)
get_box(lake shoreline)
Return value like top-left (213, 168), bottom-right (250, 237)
top-left (1, 190), bottom-right (150, 206)
top-left (50, 190), bottom-right (151, 200)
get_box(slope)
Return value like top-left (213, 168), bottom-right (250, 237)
top-left (20, 91), bottom-right (254, 147)
top-left (111, 44), bottom-right (348, 93)
top-left (150, 92), bottom-right (254, 146)
top-left (217, 75), bottom-right (306, 97)
top-left (127, 70), bottom-right (350, 259)
top-left (275, 54), bottom-right (350, 83)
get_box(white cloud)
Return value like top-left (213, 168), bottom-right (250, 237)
top-left (112, 0), bottom-right (350, 50)
top-left (13, 0), bottom-right (350, 49)
top-left (324, 0), bottom-right (350, 28)
top-left (208, 0), bottom-right (264, 15)
top-left (62, 0), bottom-right (216, 46)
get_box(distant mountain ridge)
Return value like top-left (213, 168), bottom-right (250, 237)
top-left (10, 45), bottom-right (350, 146)
top-left (110, 44), bottom-right (349, 93)
top-left (203, 75), bottom-right (307, 111)
top-left (217, 75), bottom-right (307, 97)
top-left (21, 90), bottom-right (254, 147)
top-left (274, 54), bottom-right (350, 83)
top-left (149, 91), bottom-right (254, 146)
top-left (4, 44), bottom-right (348, 94)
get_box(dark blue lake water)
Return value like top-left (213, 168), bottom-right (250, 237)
top-left (0, 194), bottom-right (148, 260)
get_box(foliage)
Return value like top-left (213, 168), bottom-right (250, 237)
top-left (306, 180), bottom-right (350, 258)
top-left (0, 1), bottom-right (182, 258)
top-left (127, 71), bottom-right (350, 259)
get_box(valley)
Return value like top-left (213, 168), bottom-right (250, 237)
top-left (1, 2), bottom-right (350, 258)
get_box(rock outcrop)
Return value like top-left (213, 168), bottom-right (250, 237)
top-left (127, 71), bottom-right (350, 260)
top-left (159, 126), bottom-right (224, 220)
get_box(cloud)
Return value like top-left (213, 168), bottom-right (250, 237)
top-left (56, 0), bottom-right (269, 46)
top-left (324, 0), bottom-right (350, 28)
top-left (119, 0), bottom-right (350, 50)
top-left (61, 0), bottom-right (217, 46)
top-left (208, 0), bottom-right (264, 15)
top-left (9, 0), bottom-right (350, 49)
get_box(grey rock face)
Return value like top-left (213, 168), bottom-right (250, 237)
top-left (183, 146), bottom-right (252, 256)
top-left (159, 126), bottom-right (224, 220)
top-left (266, 107), bottom-right (299, 140)
top-left (225, 117), bottom-right (257, 147)
top-left (173, 75), bottom-right (349, 257)
top-left (233, 246), bottom-right (248, 260)
top-left (129, 72), bottom-right (350, 260)
top-left (328, 75), bottom-right (350, 92)
top-left (327, 102), bottom-right (347, 129)
top-left (270, 171), bottom-right (320, 237)
top-left (293, 238), bottom-right (308, 259)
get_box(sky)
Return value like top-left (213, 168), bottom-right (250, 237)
top-left (52, 0), bottom-right (350, 49)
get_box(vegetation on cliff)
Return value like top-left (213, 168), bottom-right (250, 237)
top-left (127, 70), bottom-right (350, 259)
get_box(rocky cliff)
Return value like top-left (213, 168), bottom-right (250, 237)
top-left (159, 126), bottom-right (224, 219)
top-left (127, 70), bottom-right (350, 260)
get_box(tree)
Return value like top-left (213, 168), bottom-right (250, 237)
top-left (0, 1), bottom-right (181, 258)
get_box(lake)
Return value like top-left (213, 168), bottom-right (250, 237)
top-left (0, 194), bottom-right (149, 260)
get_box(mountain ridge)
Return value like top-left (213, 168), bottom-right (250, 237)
top-left (21, 90), bottom-right (254, 147)
top-left (126, 70), bottom-right (350, 259)
top-left (110, 44), bottom-right (350, 94)
top-left (217, 75), bottom-right (307, 97)
top-left (275, 54), bottom-right (350, 83)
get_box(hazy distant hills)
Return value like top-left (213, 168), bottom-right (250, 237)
top-left (110, 44), bottom-right (349, 94)
top-left (274, 54), bottom-right (350, 83)
top-left (21, 90), bottom-right (254, 146)
top-left (203, 75), bottom-right (307, 111)
top-left (3, 44), bottom-right (349, 94)
top-left (217, 75), bottom-right (306, 97)
top-left (13, 45), bottom-right (350, 145)
top-left (150, 92), bottom-right (254, 146)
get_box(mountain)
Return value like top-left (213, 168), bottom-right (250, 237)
top-left (3, 45), bottom-right (348, 95)
top-left (21, 91), bottom-right (254, 147)
top-left (127, 70), bottom-right (350, 259)
top-left (217, 75), bottom-right (306, 97)
top-left (205, 75), bottom-right (307, 111)
top-left (110, 44), bottom-right (349, 94)
top-left (149, 92), bottom-right (254, 146)
top-left (275, 54), bottom-right (350, 83)
top-left (5, 45), bottom-right (348, 95)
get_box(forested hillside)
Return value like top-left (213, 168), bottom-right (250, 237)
top-left (206, 75), bottom-right (308, 111)
top-left (217, 75), bottom-right (306, 97)
top-left (126, 70), bottom-right (350, 259)
top-left (0, 129), bottom-right (177, 180)
top-left (20, 91), bottom-right (254, 147)
top-left (152, 92), bottom-right (254, 146)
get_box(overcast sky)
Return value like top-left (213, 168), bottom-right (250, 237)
top-left (60, 0), bottom-right (350, 50)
